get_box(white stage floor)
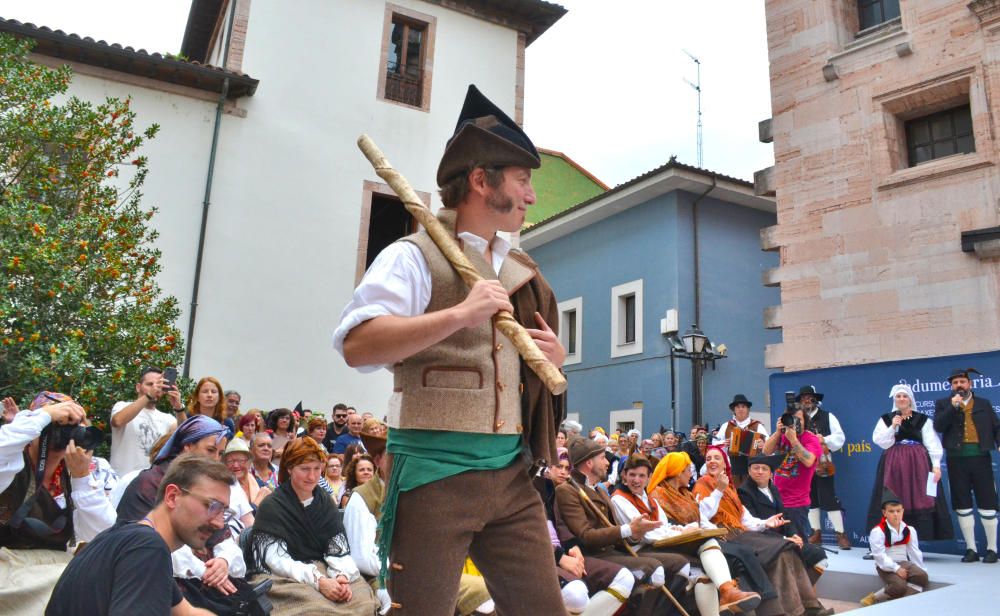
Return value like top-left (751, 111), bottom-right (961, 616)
top-left (815, 547), bottom-right (995, 614)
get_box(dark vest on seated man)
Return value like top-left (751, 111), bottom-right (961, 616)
top-left (737, 479), bottom-right (827, 576)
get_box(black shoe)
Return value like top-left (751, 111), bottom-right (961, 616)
top-left (862, 551), bottom-right (874, 560)
top-left (962, 549), bottom-right (980, 562)
top-left (984, 550), bottom-right (998, 563)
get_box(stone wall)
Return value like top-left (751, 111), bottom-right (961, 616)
top-left (761, 0), bottom-right (1000, 370)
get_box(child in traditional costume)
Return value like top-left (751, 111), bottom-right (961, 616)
top-left (861, 488), bottom-right (930, 606)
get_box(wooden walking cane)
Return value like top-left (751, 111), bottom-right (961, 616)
top-left (565, 477), bottom-right (691, 616)
top-left (357, 134), bottom-right (567, 395)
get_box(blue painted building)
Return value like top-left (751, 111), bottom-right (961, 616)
top-left (521, 161), bottom-right (780, 436)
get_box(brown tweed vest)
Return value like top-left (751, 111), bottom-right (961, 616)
top-left (391, 209), bottom-right (535, 435)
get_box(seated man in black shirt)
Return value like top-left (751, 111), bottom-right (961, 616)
top-left (46, 454), bottom-right (233, 616)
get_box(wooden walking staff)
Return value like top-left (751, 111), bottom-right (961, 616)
top-left (357, 134), bottom-right (568, 396)
top-left (565, 477), bottom-right (691, 616)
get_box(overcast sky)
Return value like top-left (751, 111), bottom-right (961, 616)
top-left (0, 0), bottom-right (775, 186)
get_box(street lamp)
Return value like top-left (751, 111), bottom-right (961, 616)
top-left (682, 325), bottom-right (708, 355)
top-left (666, 323), bottom-right (726, 427)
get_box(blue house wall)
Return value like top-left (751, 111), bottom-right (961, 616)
top-left (527, 188), bottom-right (780, 435)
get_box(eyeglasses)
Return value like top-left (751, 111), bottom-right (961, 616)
top-left (179, 487), bottom-right (237, 521)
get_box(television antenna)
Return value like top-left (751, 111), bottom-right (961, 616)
top-left (682, 50), bottom-right (703, 168)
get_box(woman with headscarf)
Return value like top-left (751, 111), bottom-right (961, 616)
top-left (116, 414), bottom-right (231, 522)
top-left (246, 437), bottom-right (378, 614)
top-left (690, 446), bottom-right (833, 616)
top-left (649, 451), bottom-right (810, 615)
top-left (612, 454), bottom-right (761, 615)
top-left (865, 383), bottom-right (953, 540)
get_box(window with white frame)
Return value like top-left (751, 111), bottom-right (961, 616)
top-left (610, 279), bottom-right (643, 358)
top-left (558, 297), bottom-right (583, 366)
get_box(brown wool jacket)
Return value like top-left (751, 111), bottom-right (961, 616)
top-left (553, 471), bottom-right (624, 554)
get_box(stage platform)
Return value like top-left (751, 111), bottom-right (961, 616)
top-left (814, 547), bottom-right (994, 614)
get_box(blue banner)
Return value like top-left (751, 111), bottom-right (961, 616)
top-left (769, 350), bottom-right (1000, 555)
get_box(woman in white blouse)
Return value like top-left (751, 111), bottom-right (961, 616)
top-left (865, 383), bottom-right (954, 541)
top-left (245, 436), bottom-right (378, 614)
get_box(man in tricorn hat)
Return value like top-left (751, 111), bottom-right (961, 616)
top-left (795, 385), bottom-right (850, 550)
top-left (933, 367), bottom-right (1000, 563)
top-left (712, 394), bottom-right (769, 487)
top-left (335, 85), bottom-right (566, 613)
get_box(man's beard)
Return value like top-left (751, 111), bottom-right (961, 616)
top-left (486, 188), bottom-right (514, 214)
top-left (954, 387), bottom-right (969, 397)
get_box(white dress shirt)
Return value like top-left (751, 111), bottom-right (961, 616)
top-left (611, 491), bottom-right (688, 544)
top-left (869, 520), bottom-right (925, 573)
top-left (0, 409), bottom-right (116, 542)
top-left (699, 486), bottom-right (768, 532)
top-left (808, 408), bottom-right (846, 452)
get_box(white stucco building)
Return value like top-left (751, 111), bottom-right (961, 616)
top-left (2, 0), bottom-right (564, 414)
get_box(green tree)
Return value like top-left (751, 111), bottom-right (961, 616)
top-left (0, 33), bottom-right (186, 442)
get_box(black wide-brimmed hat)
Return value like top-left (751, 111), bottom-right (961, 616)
top-left (729, 394), bottom-right (753, 410)
top-left (435, 84), bottom-right (540, 187)
top-left (795, 385), bottom-right (824, 402)
top-left (747, 454), bottom-right (783, 472)
top-left (946, 367), bottom-right (981, 382)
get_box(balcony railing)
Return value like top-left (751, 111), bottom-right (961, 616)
top-left (385, 61), bottom-right (422, 107)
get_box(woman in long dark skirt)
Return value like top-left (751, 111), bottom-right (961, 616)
top-left (866, 383), bottom-right (953, 540)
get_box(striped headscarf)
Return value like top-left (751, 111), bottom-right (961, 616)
top-left (155, 414), bottom-right (228, 462)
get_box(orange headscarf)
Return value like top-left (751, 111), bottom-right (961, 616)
top-left (648, 451), bottom-right (691, 495)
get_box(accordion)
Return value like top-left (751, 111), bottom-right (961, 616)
top-left (728, 427), bottom-right (764, 457)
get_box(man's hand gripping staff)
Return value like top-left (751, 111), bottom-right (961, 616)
top-left (356, 134), bottom-right (567, 395)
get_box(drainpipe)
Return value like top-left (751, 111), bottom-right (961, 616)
top-left (183, 0), bottom-right (239, 379)
top-left (689, 175), bottom-right (716, 425)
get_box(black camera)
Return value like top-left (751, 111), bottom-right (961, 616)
top-left (779, 412), bottom-right (801, 434)
top-left (49, 424), bottom-right (104, 451)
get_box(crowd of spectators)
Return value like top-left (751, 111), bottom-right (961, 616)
top-left (1, 369), bottom-right (992, 615)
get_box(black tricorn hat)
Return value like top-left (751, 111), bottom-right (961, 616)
top-left (795, 385), bottom-right (824, 402)
top-left (747, 454), bottom-right (783, 472)
top-left (946, 367), bottom-right (981, 382)
top-left (880, 486), bottom-right (902, 507)
top-left (293, 401), bottom-right (303, 414)
top-left (436, 84), bottom-right (540, 187)
top-left (729, 394), bottom-right (753, 410)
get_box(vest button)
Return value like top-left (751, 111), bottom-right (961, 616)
top-left (496, 420), bottom-right (506, 430)
top-left (496, 381), bottom-right (504, 391)
top-left (495, 343), bottom-right (503, 352)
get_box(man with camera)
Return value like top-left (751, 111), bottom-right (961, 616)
top-left (762, 402), bottom-right (823, 542)
top-left (795, 386), bottom-right (849, 550)
top-left (110, 367), bottom-right (184, 476)
top-left (0, 392), bottom-right (117, 615)
top-left (933, 367), bottom-right (1000, 563)
top-left (46, 454), bottom-right (231, 616)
